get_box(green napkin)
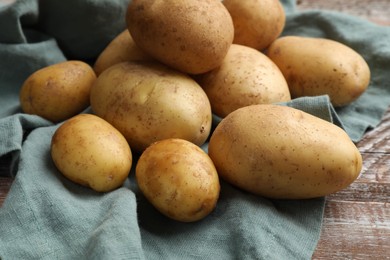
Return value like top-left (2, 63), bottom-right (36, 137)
top-left (1, 0), bottom-right (389, 259)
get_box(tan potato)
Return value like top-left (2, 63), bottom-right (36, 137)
top-left (267, 36), bottom-right (371, 107)
top-left (196, 44), bottom-right (291, 118)
top-left (90, 61), bottom-right (212, 153)
top-left (223, 0), bottom-right (285, 51)
top-left (208, 104), bottom-right (362, 199)
top-left (126, 0), bottom-right (234, 74)
top-left (51, 114), bottom-right (132, 192)
top-left (136, 138), bottom-right (220, 222)
top-left (19, 60), bottom-right (96, 122)
top-left (93, 30), bottom-right (153, 76)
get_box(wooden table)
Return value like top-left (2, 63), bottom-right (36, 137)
top-left (1, 1), bottom-right (389, 259)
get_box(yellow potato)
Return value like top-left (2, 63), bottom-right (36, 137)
top-left (93, 30), bottom-right (153, 76)
top-left (90, 61), bottom-right (212, 153)
top-left (51, 114), bottom-right (132, 192)
top-left (267, 36), bottom-right (371, 107)
top-left (136, 138), bottom-right (220, 222)
top-left (223, 0), bottom-right (285, 51)
top-left (19, 60), bottom-right (96, 122)
top-left (196, 44), bottom-right (291, 118)
top-left (126, 0), bottom-right (234, 74)
top-left (208, 104), bottom-right (362, 199)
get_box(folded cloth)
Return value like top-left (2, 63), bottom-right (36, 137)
top-left (0, 0), bottom-right (389, 259)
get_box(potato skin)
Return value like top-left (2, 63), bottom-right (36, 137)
top-left (208, 104), bottom-right (362, 199)
top-left (126, 0), bottom-right (234, 74)
top-left (19, 60), bottom-right (96, 122)
top-left (223, 0), bottom-right (285, 51)
top-left (196, 44), bottom-right (290, 118)
top-left (93, 30), bottom-right (152, 76)
top-left (267, 36), bottom-right (371, 107)
top-left (51, 114), bottom-right (132, 192)
top-left (136, 138), bottom-right (220, 222)
top-left (90, 61), bottom-right (212, 153)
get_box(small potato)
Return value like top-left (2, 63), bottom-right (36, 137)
top-left (223, 0), bottom-right (285, 51)
top-left (196, 44), bottom-right (290, 118)
top-left (51, 114), bottom-right (132, 192)
top-left (19, 60), bottom-right (96, 122)
top-left (93, 30), bottom-right (153, 76)
top-left (208, 104), bottom-right (362, 199)
top-left (136, 138), bottom-right (220, 222)
top-left (126, 0), bottom-right (234, 74)
top-left (90, 61), bottom-right (212, 153)
top-left (267, 36), bottom-right (371, 106)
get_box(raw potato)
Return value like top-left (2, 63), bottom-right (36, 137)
top-left (51, 114), bottom-right (132, 192)
top-left (267, 36), bottom-right (371, 107)
top-left (208, 104), bottom-right (362, 199)
top-left (126, 0), bottom-right (234, 74)
top-left (196, 44), bottom-right (291, 118)
top-left (136, 138), bottom-right (220, 222)
top-left (93, 30), bottom-right (152, 76)
top-left (223, 0), bottom-right (285, 51)
top-left (19, 60), bottom-right (96, 122)
top-left (90, 61), bottom-right (212, 153)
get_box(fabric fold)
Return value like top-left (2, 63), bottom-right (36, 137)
top-left (0, 0), bottom-right (39, 43)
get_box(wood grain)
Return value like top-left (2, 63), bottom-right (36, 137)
top-left (316, 201), bottom-right (390, 259)
top-left (312, 108), bottom-right (390, 259)
top-left (297, 0), bottom-right (390, 26)
top-left (0, 177), bottom-right (13, 206)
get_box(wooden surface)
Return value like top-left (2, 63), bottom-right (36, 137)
top-left (1, 1), bottom-right (390, 259)
top-left (312, 107), bottom-right (390, 259)
top-left (297, 0), bottom-right (390, 25)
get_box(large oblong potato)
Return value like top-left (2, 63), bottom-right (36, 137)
top-left (267, 36), bottom-right (371, 107)
top-left (93, 30), bottom-right (152, 76)
top-left (136, 138), bottom-right (220, 222)
top-left (223, 0), bottom-right (285, 51)
top-left (196, 44), bottom-right (291, 118)
top-left (126, 0), bottom-right (234, 74)
top-left (208, 104), bottom-right (362, 199)
top-left (51, 114), bottom-right (132, 192)
top-left (90, 61), bottom-right (212, 153)
top-left (19, 60), bottom-right (96, 122)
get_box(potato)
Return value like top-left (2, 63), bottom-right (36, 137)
top-left (267, 36), bottom-right (371, 107)
top-left (136, 138), bottom-right (220, 222)
top-left (208, 104), bottom-right (362, 199)
top-left (126, 0), bottom-right (234, 74)
top-left (93, 30), bottom-right (153, 76)
top-left (19, 60), bottom-right (96, 122)
top-left (223, 0), bottom-right (285, 51)
top-left (90, 61), bottom-right (212, 153)
top-left (196, 44), bottom-right (291, 118)
top-left (51, 114), bottom-right (132, 192)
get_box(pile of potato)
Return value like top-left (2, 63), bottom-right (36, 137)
top-left (19, 0), bottom-right (370, 222)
